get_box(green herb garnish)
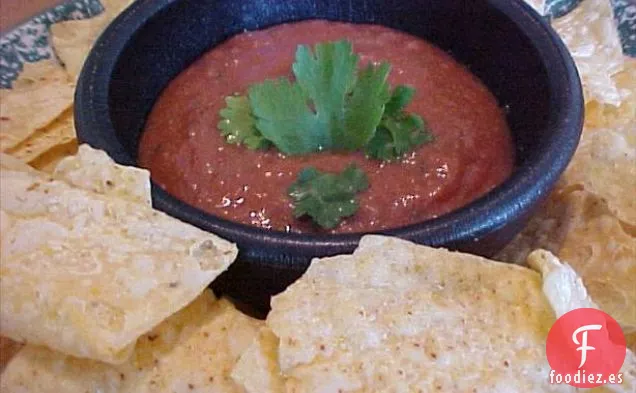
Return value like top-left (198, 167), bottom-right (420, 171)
top-left (288, 164), bottom-right (369, 229)
top-left (218, 96), bottom-right (270, 150)
top-left (365, 86), bottom-right (433, 160)
top-left (218, 40), bottom-right (435, 229)
top-left (218, 40), bottom-right (432, 157)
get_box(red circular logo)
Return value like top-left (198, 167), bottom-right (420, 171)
top-left (546, 308), bottom-right (626, 388)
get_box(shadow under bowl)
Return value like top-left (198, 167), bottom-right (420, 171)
top-left (75, 0), bottom-right (583, 314)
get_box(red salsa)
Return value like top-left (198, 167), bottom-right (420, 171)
top-left (138, 20), bottom-right (515, 233)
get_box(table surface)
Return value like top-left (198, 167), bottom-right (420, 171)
top-left (0, 0), bottom-right (61, 33)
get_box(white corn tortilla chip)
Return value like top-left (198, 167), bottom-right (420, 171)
top-left (102, 0), bottom-right (136, 16)
top-left (28, 139), bottom-right (79, 173)
top-left (0, 60), bottom-right (74, 151)
top-left (53, 144), bottom-right (151, 205)
top-left (528, 250), bottom-right (636, 393)
top-left (0, 165), bottom-right (237, 364)
top-left (240, 235), bottom-right (574, 392)
top-left (498, 189), bottom-right (636, 335)
top-left (0, 292), bottom-right (263, 393)
top-left (557, 191), bottom-right (636, 335)
top-left (0, 146), bottom-right (149, 371)
top-left (0, 153), bottom-right (38, 173)
top-left (4, 109), bottom-right (76, 163)
top-left (552, 0), bottom-right (625, 105)
top-left (51, 15), bottom-right (112, 80)
top-left (527, 249), bottom-right (598, 316)
top-left (234, 236), bottom-right (635, 393)
top-left (51, 0), bottom-right (135, 79)
top-left (563, 124), bottom-right (636, 226)
top-left (584, 58), bottom-right (636, 129)
top-left (231, 327), bottom-right (285, 393)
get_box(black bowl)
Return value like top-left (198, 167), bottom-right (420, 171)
top-left (75, 0), bottom-right (583, 313)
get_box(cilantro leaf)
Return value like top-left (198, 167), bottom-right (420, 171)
top-left (220, 40), bottom-right (392, 155)
top-left (365, 86), bottom-right (433, 161)
top-left (288, 164), bottom-right (369, 229)
top-left (248, 79), bottom-right (320, 155)
top-left (341, 62), bottom-right (391, 149)
top-left (364, 127), bottom-right (395, 161)
top-left (384, 85), bottom-right (415, 115)
top-left (292, 40), bottom-right (359, 151)
top-left (218, 96), bottom-right (269, 149)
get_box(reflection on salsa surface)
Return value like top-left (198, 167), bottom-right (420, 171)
top-left (138, 20), bottom-right (514, 233)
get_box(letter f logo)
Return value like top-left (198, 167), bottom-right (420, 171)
top-left (572, 324), bottom-right (602, 368)
top-left (546, 308), bottom-right (627, 388)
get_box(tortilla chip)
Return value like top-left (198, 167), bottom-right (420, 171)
top-left (28, 139), bottom-right (79, 173)
top-left (0, 60), bottom-right (74, 151)
top-left (4, 109), bottom-right (76, 163)
top-left (53, 144), bottom-right (151, 205)
top-left (527, 249), bottom-right (598, 316)
top-left (102, 0), bottom-right (136, 16)
top-left (0, 337), bottom-right (22, 373)
top-left (51, 0), bottom-right (135, 79)
top-left (51, 15), bottom-right (112, 80)
top-left (231, 327), bottom-right (285, 393)
top-left (0, 153), bottom-right (38, 173)
top-left (0, 165), bottom-right (238, 364)
top-left (240, 235), bottom-right (573, 392)
top-left (563, 124), bottom-right (635, 226)
top-left (584, 58), bottom-right (636, 129)
top-left (234, 237), bottom-right (634, 392)
top-left (0, 292), bottom-right (263, 392)
top-left (528, 250), bottom-right (636, 393)
top-left (499, 189), bottom-right (635, 334)
top-left (552, 0), bottom-right (625, 105)
top-left (556, 191), bottom-right (636, 335)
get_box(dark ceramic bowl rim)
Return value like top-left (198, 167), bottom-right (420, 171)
top-left (75, 0), bottom-right (583, 258)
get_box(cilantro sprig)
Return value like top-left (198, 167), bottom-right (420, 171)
top-left (288, 164), bottom-right (369, 229)
top-left (217, 40), bottom-right (435, 229)
top-left (218, 40), bottom-right (432, 160)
